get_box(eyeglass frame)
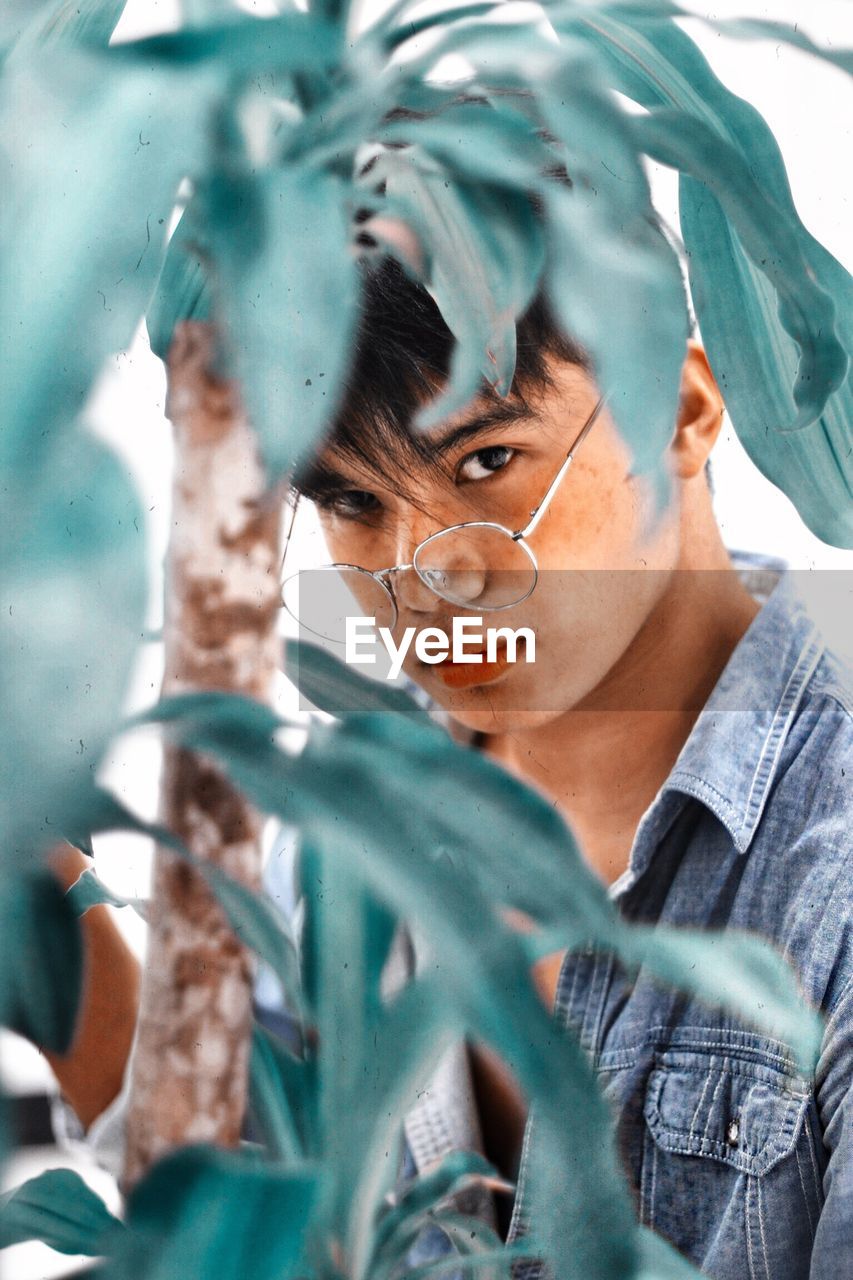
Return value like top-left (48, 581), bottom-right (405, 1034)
top-left (281, 394), bottom-right (608, 632)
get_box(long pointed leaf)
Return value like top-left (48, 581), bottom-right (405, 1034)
top-left (66, 866), bottom-right (148, 919)
top-left (561, 8), bottom-right (853, 545)
top-left (0, 872), bottom-right (82, 1054)
top-left (204, 163), bottom-right (358, 478)
top-left (248, 1022), bottom-right (312, 1163)
top-left (284, 637), bottom-right (431, 723)
top-left (0, 1168), bottom-right (122, 1256)
top-left (632, 107), bottom-right (845, 425)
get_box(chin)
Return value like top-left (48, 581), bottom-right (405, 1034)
top-left (428, 679), bottom-right (569, 736)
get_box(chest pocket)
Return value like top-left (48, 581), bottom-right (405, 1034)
top-left (641, 1047), bottom-right (822, 1276)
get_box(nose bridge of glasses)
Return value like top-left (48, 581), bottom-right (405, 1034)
top-left (389, 519), bottom-right (494, 609)
top-left (383, 565), bottom-right (437, 615)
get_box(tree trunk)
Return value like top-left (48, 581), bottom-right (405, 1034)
top-left (123, 321), bottom-right (282, 1188)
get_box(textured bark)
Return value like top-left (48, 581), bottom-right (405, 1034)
top-left (123, 321), bottom-right (281, 1188)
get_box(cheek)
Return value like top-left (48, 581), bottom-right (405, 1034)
top-left (501, 567), bottom-right (669, 714)
top-left (526, 568), bottom-right (663, 654)
top-left (509, 477), bottom-right (678, 710)
top-left (538, 457), bottom-right (679, 574)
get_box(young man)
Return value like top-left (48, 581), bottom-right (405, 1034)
top-left (278, 255), bottom-right (853, 1277)
top-left (50, 256), bottom-right (852, 1279)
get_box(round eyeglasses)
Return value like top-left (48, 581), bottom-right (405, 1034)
top-left (281, 396), bottom-right (607, 644)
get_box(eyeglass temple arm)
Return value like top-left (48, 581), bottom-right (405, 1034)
top-left (279, 490), bottom-right (301, 578)
top-left (519, 395), bottom-right (608, 540)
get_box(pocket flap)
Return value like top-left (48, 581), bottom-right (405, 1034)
top-left (644, 1050), bottom-right (810, 1177)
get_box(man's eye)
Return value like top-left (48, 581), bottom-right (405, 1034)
top-left (320, 489), bottom-right (380, 517)
top-left (457, 445), bottom-right (516, 482)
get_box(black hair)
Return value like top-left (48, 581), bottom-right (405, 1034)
top-left (292, 256), bottom-right (710, 509)
top-left (291, 92), bottom-right (703, 509)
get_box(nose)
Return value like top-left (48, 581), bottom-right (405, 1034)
top-left (391, 564), bottom-right (444, 614)
top-left (417, 557), bottom-right (488, 608)
top-left (395, 528), bottom-right (490, 613)
top-left (378, 509), bottom-right (438, 615)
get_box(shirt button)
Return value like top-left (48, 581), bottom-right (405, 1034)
top-left (726, 1118), bottom-right (740, 1148)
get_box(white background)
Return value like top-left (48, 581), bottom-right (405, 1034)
top-left (2, 3), bottom-right (851, 1276)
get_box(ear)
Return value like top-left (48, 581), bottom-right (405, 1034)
top-left (669, 341), bottom-right (725, 480)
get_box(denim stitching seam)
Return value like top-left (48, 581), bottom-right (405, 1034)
top-left (794, 1143), bottom-right (816, 1238)
top-left (688, 1062), bottom-right (715, 1143)
top-left (804, 1116), bottom-right (823, 1205)
top-left (756, 1175), bottom-right (771, 1280)
top-left (745, 1175), bottom-right (759, 1280)
top-left (580, 952), bottom-right (601, 1052)
top-left (645, 1066), bottom-right (807, 1175)
top-left (742, 630), bottom-right (822, 836)
top-left (589, 954), bottom-right (615, 1059)
top-left (701, 1065), bottom-right (727, 1147)
top-left (649, 1135), bottom-right (658, 1232)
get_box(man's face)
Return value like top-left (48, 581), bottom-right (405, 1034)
top-left (312, 357), bottom-right (682, 732)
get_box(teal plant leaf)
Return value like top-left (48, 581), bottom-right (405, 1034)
top-left (380, 25), bottom-right (690, 493)
top-left (249, 1022), bottom-right (314, 1163)
top-left (365, 93), bottom-right (551, 421)
top-left (376, 92), bottom-right (555, 193)
top-left (368, 1150), bottom-right (514, 1275)
top-left (644, 8), bottom-right (853, 77)
top-left (203, 860), bottom-right (305, 1025)
top-left (556, 6), bottom-right (853, 544)
top-left (0, 25), bottom-right (210, 870)
top-left (66, 866), bottom-right (148, 920)
top-left (636, 1223), bottom-right (716, 1279)
top-left (80, 787), bottom-right (304, 1019)
top-left (0, 43), bottom-right (214, 481)
top-left (535, 47), bottom-right (688, 488)
top-left (105, 13), bottom-right (339, 76)
top-left (5, 0), bottom-right (128, 58)
top-left (0, 871), bottom-right (82, 1052)
top-left (202, 162), bottom-right (359, 478)
top-left (0, 1169), bottom-right (123, 1256)
top-left (63, 829), bottom-right (95, 859)
top-left (632, 107), bottom-right (845, 423)
top-left (528, 921), bottom-right (823, 1077)
top-left (283, 637), bottom-right (431, 722)
top-left (143, 684), bottom-right (821, 1067)
top-left (109, 1146), bottom-right (318, 1279)
top-left (146, 201), bottom-right (213, 363)
top-left (3, 8), bottom-right (848, 1279)
top-left (1, 432), bottom-right (146, 867)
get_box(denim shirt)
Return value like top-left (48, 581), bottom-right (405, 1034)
top-left (63, 560), bottom-right (853, 1279)
top-left (500, 566), bottom-right (853, 1280)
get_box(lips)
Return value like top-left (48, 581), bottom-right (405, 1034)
top-left (433, 638), bottom-right (511, 690)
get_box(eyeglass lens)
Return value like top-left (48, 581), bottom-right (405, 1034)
top-left (282, 566), bottom-right (396, 644)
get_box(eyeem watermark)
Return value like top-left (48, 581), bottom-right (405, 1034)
top-left (346, 616), bottom-right (535, 680)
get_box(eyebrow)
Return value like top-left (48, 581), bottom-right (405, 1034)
top-left (296, 401), bottom-right (534, 498)
top-left (423, 401), bottom-right (534, 457)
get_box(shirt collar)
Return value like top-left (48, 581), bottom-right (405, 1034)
top-left (660, 569), bottom-right (824, 855)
